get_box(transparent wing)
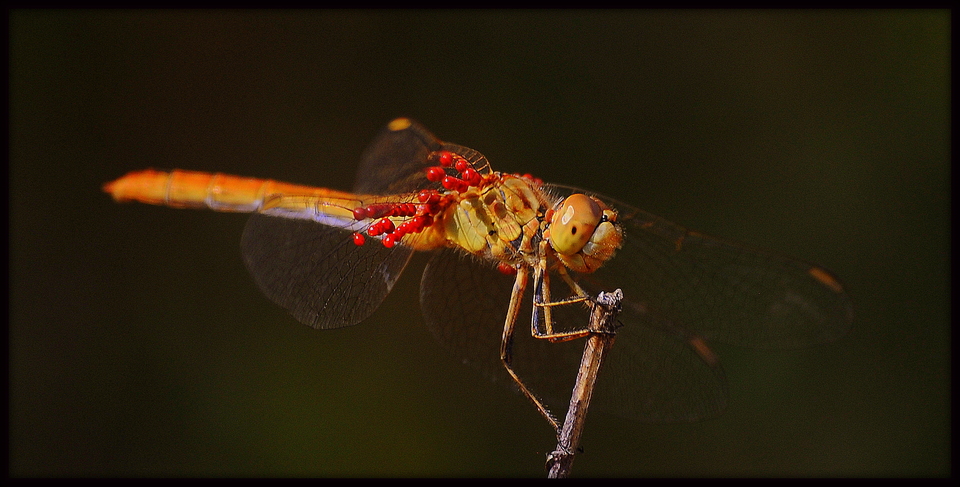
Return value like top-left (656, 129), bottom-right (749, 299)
top-left (238, 120), bottom-right (446, 329)
top-left (353, 118), bottom-right (491, 195)
top-left (239, 119), bottom-right (499, 330)
top-left (420, 248), bottom-right (570, 392)
top-left (241, 216), bottom-right (414, 329)
top-left (553, 184), bottom-right (854, 350)
top-left (420, 184), bottom-right (852, 422)
top-left (420, 247), bottom-right (727, 422)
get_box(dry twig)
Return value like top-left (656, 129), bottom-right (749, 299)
top-left (546, 289), bottom-right (623, 478)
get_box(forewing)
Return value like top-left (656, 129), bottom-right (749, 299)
top-left (549, 184), bottom-right (855, 349)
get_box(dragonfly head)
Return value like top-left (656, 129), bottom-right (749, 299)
top-left (547, 193), bottom-right (623, 273)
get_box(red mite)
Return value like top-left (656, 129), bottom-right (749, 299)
top-left (351, 150), bottom-right (488, 248)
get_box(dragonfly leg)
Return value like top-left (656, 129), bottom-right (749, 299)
top-left (530, 242), bottom-right (596, 343)
top-left (500, 265), bottom-right (560, 432)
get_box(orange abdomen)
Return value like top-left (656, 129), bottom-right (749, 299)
top-left (103, 169), bottom-right (358, 213)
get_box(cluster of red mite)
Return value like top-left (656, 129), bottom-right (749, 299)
top-left (350, 150), bottom-right (481, 249)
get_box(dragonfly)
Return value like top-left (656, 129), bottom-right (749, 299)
top-left (104, 118), bottom-right (853, 431)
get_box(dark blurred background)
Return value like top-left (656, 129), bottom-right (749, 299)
top-left (10, 10), bottom-right (948, 477)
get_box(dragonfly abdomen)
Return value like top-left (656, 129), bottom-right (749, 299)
top-left (103, 169), bottom-right (359, 213)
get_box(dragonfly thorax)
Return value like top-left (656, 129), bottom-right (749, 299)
top-left (441, 173), bottom-right (548, 269)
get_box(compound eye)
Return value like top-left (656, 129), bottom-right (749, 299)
top-left (551, 194), bottom-right (602, 256)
